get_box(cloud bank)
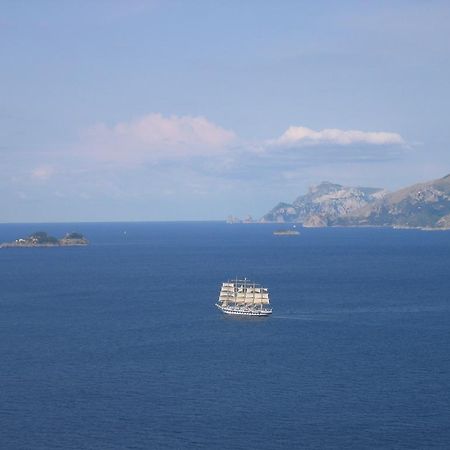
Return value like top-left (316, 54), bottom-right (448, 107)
top-left (81, 113), bottom-right (236, 165)
top-left (77, 116), bottom-right (407, 171)
top-left (6, 114), bottom-right (412, 221)
top-left (272, 126), bottom-right (405, 147)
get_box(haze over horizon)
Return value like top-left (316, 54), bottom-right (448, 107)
top-left (2, 1), bottom-right (450, 222)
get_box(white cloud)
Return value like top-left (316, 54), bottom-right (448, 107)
top-left (31, 165), bottom-right (55, 180)
top-left (81, 113), bottom-right (236, 165)
top-left (272, 125), bottom-right (405, 147)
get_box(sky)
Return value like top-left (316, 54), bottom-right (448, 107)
top-left (1, 0), bottom-right (450, 222)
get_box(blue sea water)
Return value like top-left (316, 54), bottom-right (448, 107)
top-left (1, 222), bottom-right (450, 449)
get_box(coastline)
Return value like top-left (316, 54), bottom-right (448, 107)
top-left (0, 231), bottom-right (89, 249)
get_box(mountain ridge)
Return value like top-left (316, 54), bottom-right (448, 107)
top-left (261, 174), bottom-right (450, 229)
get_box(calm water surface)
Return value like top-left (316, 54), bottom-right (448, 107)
top-left (1, 222), bottom-right (450, 449)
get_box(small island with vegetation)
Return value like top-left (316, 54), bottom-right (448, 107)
top-left (0, 231), bottom-right (89, 248)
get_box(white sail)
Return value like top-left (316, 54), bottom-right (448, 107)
top-left (217, 278), bottom-right (271, 316)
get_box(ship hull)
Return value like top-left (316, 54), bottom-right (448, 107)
top-left (215, 304), bottom-right (272, 317)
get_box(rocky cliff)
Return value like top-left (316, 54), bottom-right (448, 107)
top-left (262, 181), bottom-right (385, 225)
top-left (262, 174), bottom-right (450, 229)
top-left (338, 174), bottom-right (450, 229)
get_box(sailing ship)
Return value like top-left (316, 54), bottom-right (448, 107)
top-left (216, 278), bottom-right (272, 316)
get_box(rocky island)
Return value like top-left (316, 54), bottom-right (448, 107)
top-left (261, 174), bottom-right (450, 230)
top-left (0, 231), bottom-right (89, 248)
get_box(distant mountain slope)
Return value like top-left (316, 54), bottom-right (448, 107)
top-left (339, 174), bottom-right (450, 229)
top-left (261, 181), bottom-right (385, 225)
top-left (261, 174), bottom-right (450, 229)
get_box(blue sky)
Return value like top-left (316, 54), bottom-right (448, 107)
top-left (1, 0), bottom-right (450, 222)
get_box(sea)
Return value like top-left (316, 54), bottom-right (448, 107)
top-left (1, 222), bottom-right (450, 450)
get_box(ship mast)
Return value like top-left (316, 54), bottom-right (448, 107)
top-left (252, 281), bottom-right (256, 308)
top-left (217, 278), bottom-right (271, 315)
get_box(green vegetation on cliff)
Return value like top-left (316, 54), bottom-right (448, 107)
top-left (0, 231), bottom-right (89, 248)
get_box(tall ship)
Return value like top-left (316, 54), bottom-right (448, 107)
top-left (216, 278), bottom-right (272, 316)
